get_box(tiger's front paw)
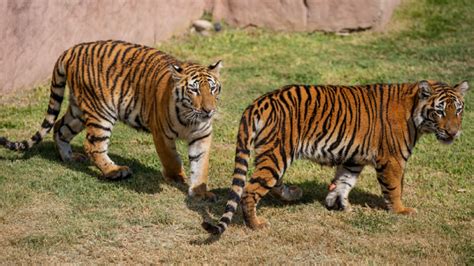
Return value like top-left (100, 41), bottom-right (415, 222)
top-left (325, 184), bottom-right (352, 212)
top-left (163, 170), bottom-right (187, 183)
top-left (393, 206), bottom-right (417, 215)
top-left (189, 183), bottom-right (217, 202)
top-left (102, 165), bottom-right (132, 180)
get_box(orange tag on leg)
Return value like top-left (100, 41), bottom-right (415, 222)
top-left (328, 183), bottom-right (336, 191)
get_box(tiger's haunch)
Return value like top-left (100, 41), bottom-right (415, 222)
top-left (203, 80), bottom-right (469, 235)
top-left (1, 40), bottom-right (223, 200)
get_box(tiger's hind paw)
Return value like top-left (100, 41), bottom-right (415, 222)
top-left (71, 152), bottom-right (88, 163)
top-left (247, 217), bottom-right (270, 230)
top-left (271, 184), bottom-right (303, 202)
top-left (101, 166), bottom-right (132, 181)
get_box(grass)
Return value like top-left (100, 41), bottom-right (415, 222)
top-left (0, 0), bottom-right (473, 263)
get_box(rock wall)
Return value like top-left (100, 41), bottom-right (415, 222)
top-left (0, 0), bottom-right (399, 93)
top-left (212, 0), bottom-right (400, 32)
top-left (0, 0), bottom-right (206, 93)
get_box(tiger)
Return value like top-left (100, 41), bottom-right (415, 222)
top-left (202, 80), bottom-right (469, 235)
top-left (0, 40), bottom-right (223, 200)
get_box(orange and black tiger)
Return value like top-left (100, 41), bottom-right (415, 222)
top-left (0, 40), bottom-right (222, 200)
top-left (203, 80), bottom-right (469, 234)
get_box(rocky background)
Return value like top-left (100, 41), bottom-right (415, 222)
top-left (0, 0), bottom-right (399, 93)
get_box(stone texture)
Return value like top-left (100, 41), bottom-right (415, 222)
top-left (193, 19), bottom-right (214, 32)
top-left (212, 0), bottom-right (400, 32)
top-left (0, 0), bottom-right (206, 93)
top-left (0, 0), bottom-right (400, 93)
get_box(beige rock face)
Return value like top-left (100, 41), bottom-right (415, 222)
top-left (0, 0), bottom-right (206, 93)
top-left (212, 0), bottom-right (400, 32)
top-left (0, 0), bottom-right (399, 93)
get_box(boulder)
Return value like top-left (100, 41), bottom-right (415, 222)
top-left (193, 19), bottom-right (214, 32)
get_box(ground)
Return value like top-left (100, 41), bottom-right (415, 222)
top-left (0, 0), bottom-right (473, 263)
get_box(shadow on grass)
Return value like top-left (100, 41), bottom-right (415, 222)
top-left (2, 141), bottom-right (182, 195)
top-left (189, 178), bottom-right (386, 245)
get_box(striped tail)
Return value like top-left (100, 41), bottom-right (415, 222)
top-left (202, 106), bottom-right (255, 235)
top-left (0, 56), bottom-right (66, 151)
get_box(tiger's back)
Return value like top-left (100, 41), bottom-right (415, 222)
top-left (61, 40), bottom-right (177, 130)
top-left (254, 84), bottom-right (417, 166)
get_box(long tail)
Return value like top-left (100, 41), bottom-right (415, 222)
top-left (1, 55), bottom-right (66, 151)
top-left (202, 105), bottom-right (256, 235)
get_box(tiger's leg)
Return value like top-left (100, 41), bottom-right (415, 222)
top-left (83, 118), bottom-right (131, 180)
top-left (325, 164), bottom-right (364, 212)
top-left (53, 105), bottom-right (86, 162)
top-left (187, 134), bottom-right (216, 201)
top-left (152, 133), bottom-right (187, 183)
top-left (376, 161), bottom-right (416, 215)
top-left (242, 161), bottom-right (284, 230)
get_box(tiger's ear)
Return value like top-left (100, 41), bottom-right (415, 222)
top-left (454, 80), bottom-right (469, 96)
top-left (418, 80), bottom-right (432, 99)
top-left (208, 60), bottom-right (223, 77)
top-left (169, 64), bottom-right (184, 81)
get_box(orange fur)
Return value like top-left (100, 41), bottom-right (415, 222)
top-left (1, 40), bottom-right (222, 199)
top-left (203, 80), bottom-right (469, 235)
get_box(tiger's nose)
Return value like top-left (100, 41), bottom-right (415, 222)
top-left (447, 129), bottom-right (459, 138)
top-left (202, 108), bottom-right (215, 118)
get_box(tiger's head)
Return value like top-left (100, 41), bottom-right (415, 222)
top-left (170, 60), bottom-right (223, 124)
top-left (414, 80), bottom-right (469, 144)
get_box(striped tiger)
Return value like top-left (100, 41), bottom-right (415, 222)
top-left (202, 80), bottom-right (469, 234)
top-left (0, 40), bottom-right (222, 200)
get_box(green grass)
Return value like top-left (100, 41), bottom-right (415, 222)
top-left (1, 0), bottom-right (473, 263)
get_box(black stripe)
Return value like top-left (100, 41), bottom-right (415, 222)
top-left (236, 148), bottom-right (250, 155)
top-left (50, 92), bottom-right (64, 103)
top-left (188, 133), bottom-right (211, 146)
top-left (65, 124), bottom-right (79, 135)
top-left (233, 168), bottom-right (246, 176)
top-left (89, 150), bottom-right (108, 155)
top-left (235, 156), bottom-right (248, 167)
top-left (343, 166), bottom-right (362, 175)
top-left (86, 134), bottom-right (109, 144)
top-left (52, 81), bottom-right (66, 88)
top-left (229, 190), bottom-right (241, 202)
top-left (341, 181), bottom-right (353, 188)
top-left (260, 166), bottom-right (280, 180)
top-left (86, 122), bottom-right (111, 131)
top-left (375, 163), bottom-right (387, 173)
top-left (57, 67), bottom-right (65, 77)
top-left (188, 152), bottom-right (204, 162)
top-left (224, 205), bottom-right (236, 213)
top-left (47, 106), bottom-right (60, 116)
top-left (31, 131), bottom-right (42, 143)
top-left (217, 223), bottom-right (226, 232)
top-left (377, 177), bottom-right (397, 191)
top-left (41, 119), bottom-right (54, 128)
top-left (220, 216), bottom-right (231, 224)
top-left (232, 178), bottom-right (245, 187)
top-left (249, 177), bottom-right (273, 190)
